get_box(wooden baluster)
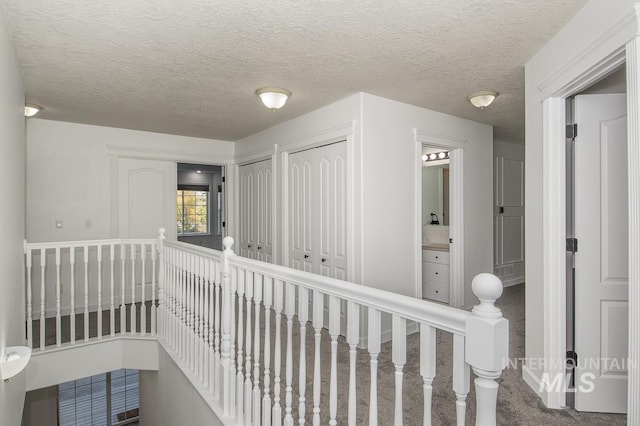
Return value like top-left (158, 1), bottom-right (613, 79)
top-left (453, 335), bottom-right (470, 426)
top-left (189, 252), bottom-right (195, 371)
top-left (244, 270), bottom-right (254, 426)
top-left (214, 259), bottom-right (222, 400)
top-left (130, 243), bottom-right (136, 335)
top-left (312, 291), bottom-right (324, 426)
top-left (253, 274), bottom-right (263, 426)
top-left (347, 302), bottom-right (360, 426)
top-left (69, 247), bottom-right (76, 344)
top-left (194, 254), bottom-right (201, 376)
top-left (200, 255), bottom-right (206, 382)
top-left (120, 243), bottom-right (126, 334)
top-left (55, 247), bottom-right (61, 347)
top-left (420, 324), bottom-right (436, 426)
top-left (221, 237), bottom-right (235, 416)
top-left (272, 279), bottom-right (284, 426)
top-left (141, 243), bottom-right (147, 336)
top-left (262, 276), bottom-right (273, 426)
top-left (203, 255), bottom-right (210, 390)
top-left (83, 245), bottom-right (89, 341)
top-left (26, 247), bottom-right (33, 348)
top-left (39, 248), bottom-right (45, 350)
top-left (97, 245), bottom-right (103, 340)
top-left (151, 242), bottom-right (157, 336)
top-left (284, 283), bottom-right (296, 426)
top-left (181, 249), bottom-right (187, 361)
top-left (170, 247), bottom-right (177, 350)
top-left (392, 316), bottom-right (407, 426)
top-left (235, 268), bottom-right (245, 422)
top-left (328, 295), bottom-right (340, 426)
top-left (298, 287), bottom-right (309, 425)
top-left (368, 308), bottom-right (381, 426)
top-left (209, 258), bottom-right (216, 395)
top-left (110, 244), bottom-right (115, 337)
top-left (230, 262), bottom-right (237, 413)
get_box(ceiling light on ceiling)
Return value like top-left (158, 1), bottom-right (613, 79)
top-left (256, 87), bottom-right (292, 110)
top-left (467, 91), bottom-right (498, 109)
top-left (24, 104), bottom-right (42, 118)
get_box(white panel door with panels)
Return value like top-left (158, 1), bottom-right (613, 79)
top-left (238, 159), bottom-right (273, 261)
top-left (494, 156), bottom-right (525, 286)
top-left (574, 93), bottom-right (628, 413)
top-left (118, 158), bottom-right (177, 240)
top-left (288, 141), bottom-right (347, 278)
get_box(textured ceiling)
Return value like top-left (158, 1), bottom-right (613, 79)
top-left (0, 0), bottom-right (587, 142)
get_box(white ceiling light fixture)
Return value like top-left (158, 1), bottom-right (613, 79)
top-left (24, 104), bottom-right (42, 118)
top-left (467, 90), bottom-right (498, 109)
top-left (256, 87), bottom-right (292, 110)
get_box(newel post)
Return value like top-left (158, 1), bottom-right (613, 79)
top-left (221, 236), bottom-right (235, 417)
top-left (465, 273), bottom-right (509, 426)
top-left (157, 228), bottom-right (166, 340)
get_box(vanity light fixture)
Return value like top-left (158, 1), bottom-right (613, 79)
top-left (1, 346), bottom-right (31, 381)
top-left (467, 90), bottom-right (498, 109)
top-left (422, 151), bottom-right (450, 162)
top-left (24, 104), bottom-right (42, 118)
top-left (256, 87), bottom-right (292, 110)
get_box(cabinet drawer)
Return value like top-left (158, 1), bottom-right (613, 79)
top-left (423, 250), bottom-right (449, 265)
top-left (424, 282), bottom-right (449, 303)
top-left (423, 262), bottom-right (449, 284)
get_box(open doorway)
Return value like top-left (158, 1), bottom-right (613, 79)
top-left (177, 163), bottom-right (225, 250)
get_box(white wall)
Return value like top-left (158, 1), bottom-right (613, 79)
top-left (0, 5), bottom-right (27, 425)
top-left (361, 94), bottom-right (493, 306)
top-left (236, 93), bottom-right (493, 307)
top-left (524, 0), bottom-right (636, 406)
top-left (26, 120), bottom-right (234, 243)
top-left (139, 349), bottom-right (222, 426)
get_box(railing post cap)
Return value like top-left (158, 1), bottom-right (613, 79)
top-left (223, 236), bottom-right (234, 250)
top-left (158, 228), bottom-right (166, 238)
top-left (471, 273), bottom-right (503, 318)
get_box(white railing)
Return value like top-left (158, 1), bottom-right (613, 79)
top-left (24, 230), bottom-right (508, 425)
top-left (24, 237), bottom-right (159, 350)
top-left (158, 233), bottom-right (509, 426)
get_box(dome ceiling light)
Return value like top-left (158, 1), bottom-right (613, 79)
top-left (467, 91), bottom-right (498, 109)
top-left (256, 87), bottom-right (292, 110)
top-left (24, 104), bottom-right (42, 118)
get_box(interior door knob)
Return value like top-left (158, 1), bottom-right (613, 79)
top-left (258, 246), bottom-right (262, 250)
top-left (304, 254), bottom-right (309, 259)
top-left (321, 258), bottom-right (327, 263)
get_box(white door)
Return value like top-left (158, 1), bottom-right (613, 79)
top-left (493, 157), bottom-right (525, 286)
top-left (574, 93), bottom-right (628, 413)
top-left (239, 163), bottom-right (256, 258)
top-left (316, 142), bottom-right (348, 280)
top-left (255, 159), bottom-right (273, 262)
top-left (118, 158), bottom-right (177, 240)
top-left (288, 149), bottom-right (315, 272)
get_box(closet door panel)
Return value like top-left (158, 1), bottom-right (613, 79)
top-left (238, 164), bottom-right (252, 258)
top-left (256, 159), bottom-right (273, 262)
top-left (289, 150), bottom-right (314, 272)
top-left (316, 142), bottom-right (347, 280)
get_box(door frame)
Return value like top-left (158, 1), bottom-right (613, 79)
top-left (536, 36), bottom-right (640, 415)
top-left (414, 130), bottom-right (465, 308)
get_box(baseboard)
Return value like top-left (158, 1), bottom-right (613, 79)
top-left (522, 365), bottom-right (548, 406)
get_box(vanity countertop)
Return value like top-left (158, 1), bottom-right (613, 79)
top-left (422, 243), bottom-right (449, 252)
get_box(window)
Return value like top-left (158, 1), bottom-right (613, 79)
top-left (177, 184), bottom-right (209, 235)
top-left (59, 369), bottom-right (139, 426)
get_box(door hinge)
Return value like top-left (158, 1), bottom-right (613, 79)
top-left (222, 221), bottom-right (226, 228)
top-left (566, 123), bottom-right (578, 139)
top-left (222, 176), bottom-right (225, 183)
top-left (566, 237), bottom-right (578, 253)
top-left (566, 350), bottom-right (578, 368)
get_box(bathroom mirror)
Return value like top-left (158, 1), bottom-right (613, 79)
top-left (422, 163), bottom-right (449, 226)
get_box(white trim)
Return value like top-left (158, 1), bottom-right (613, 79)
top-left (542, 97), bottom-right (567, 409)
top-left (415, 129), bottom-right (465, 308)
top-left (500, 277), bottom-right (524, 288)
top-left (235, 148), bottom-right (276, 166)
top-left (106, 144), bottom-right (233, 165)
top-left (278, 121), bottom-right (355, 152)
top-left (625, 37), bottom-right (640, 424)
top-left (522, 365), bottom-right (548, 407)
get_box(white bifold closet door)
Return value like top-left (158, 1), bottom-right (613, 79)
top-left (289, 141), bottom-right (347, 279)
top-left (238, 159), bottom-right (273, 262)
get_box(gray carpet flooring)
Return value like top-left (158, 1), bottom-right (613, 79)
top-left (33, 286), bottom-right (629, 425)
